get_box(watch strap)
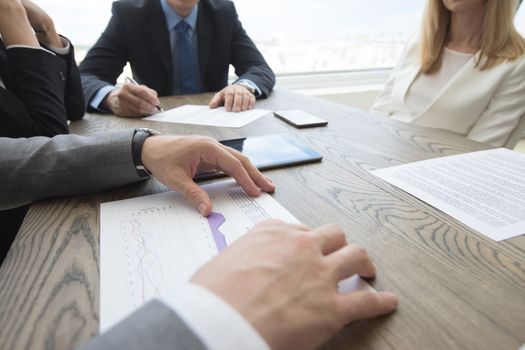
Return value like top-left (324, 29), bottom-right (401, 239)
top-left (132, 128), bottom-right (160, 178)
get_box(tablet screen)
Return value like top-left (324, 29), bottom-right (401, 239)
top-left (195, 134), bottom-right (323, 181)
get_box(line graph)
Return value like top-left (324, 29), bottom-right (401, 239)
top-left (100, 180), bottom-right (299, 331)
top-left (120, 210), bottom-right (166, 307)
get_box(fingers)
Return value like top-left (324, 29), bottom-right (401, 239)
top-left (168, 172), bottom-right (213, 216)
top-left (248, 95), bottom-right (256, 110)
top-left (219, 155), bottom-right (261, 196)
top-left (338, 291), bottom-right (399, 324)
top-left (118, 84), bottom-right (159, 116)
top-left (224, 147), bottom-right (275, 193)
top-left (232, 88), bottom-right (244, 112)
top-left (311, 224), bottom-right (347, 255)
top-left (224, 89), bottom-right (235, 112)
top-left (134, 85), bottom-right (159, 106)
top-left (209, 86), bottom-right (256, 112)
top-left (209, 92), bottom-right (223, 109)
top-left (325, 244), bottom-right (376, 281)
top-left (241, 92), bottom-right (250, 111)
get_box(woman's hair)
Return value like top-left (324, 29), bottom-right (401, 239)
top-left (420, 0), bottom-right (525, 74)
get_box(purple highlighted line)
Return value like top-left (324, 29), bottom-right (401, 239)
top-left (207, 212), bottom-right (227, 252)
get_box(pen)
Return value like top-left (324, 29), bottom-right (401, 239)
top-left (125, 76), bottom-right (164, 112)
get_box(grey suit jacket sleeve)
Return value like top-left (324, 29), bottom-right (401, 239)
top-left (0, 129), bottom-right (143, 210)
top-left (80, 300), bottom-right (207, 350)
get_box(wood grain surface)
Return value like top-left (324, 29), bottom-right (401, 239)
top-left (0, 89), bottom-right (523, 350)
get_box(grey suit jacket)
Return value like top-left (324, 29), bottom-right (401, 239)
top-left (80, 300), bottom-right (207, 350)
top-left (0, 129), bottom-right (143, 210)
top-left (1, 132), bottom-right (208, 348)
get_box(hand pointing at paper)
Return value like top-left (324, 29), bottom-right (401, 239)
top-left (141, 135), bottom-right (275, 216)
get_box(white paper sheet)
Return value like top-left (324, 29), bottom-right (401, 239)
top-left (100, 180), bottom-right (372, 331)
top-left (371, 148), bottom-right (525, 241)
top-left (143, 104), bottom-right (271, 128)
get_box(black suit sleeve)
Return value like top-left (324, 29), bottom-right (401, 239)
top-left (42, 38), bottom-right (86, 121)
top-left (229, 3), bottom-right (275, 98)
top-left (0, 47), bottom-right (69, 137)
top-left (79, 3), bottom-right (130, 110)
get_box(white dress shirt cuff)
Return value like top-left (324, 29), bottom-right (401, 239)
top-left (47, 36), bottom-right (71, 55)
top-left (90, 85), bottom-right (116, 111)
top-left (161, 284), bottom-right (270, 350)
top-left (235, 79), bottom-right (262, 97)
top-left (6, 44), bottom-right (55, 56)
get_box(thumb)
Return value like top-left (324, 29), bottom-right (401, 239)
top-left (208, 92), bottom-right (223, 108)
top-left (174, 177), bottom-right (213, 216)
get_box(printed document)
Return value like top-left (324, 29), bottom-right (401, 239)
top-left (144, 104), bottom-right (271, 128)
top-left (100, 180), bottom-right (372, 331)
top-left (371, 148), bottom-right (525, 241)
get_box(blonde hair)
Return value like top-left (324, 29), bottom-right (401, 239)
top-left (420, 0), bottom-right (525, 74)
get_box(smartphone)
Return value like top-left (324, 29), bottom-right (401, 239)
top-left (274, 110), bottom-right (328, 128)
top-left (195, 134), bottom-right (323, 181)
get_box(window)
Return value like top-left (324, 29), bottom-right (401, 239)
top-left (233, 0), bottom-right (424, 74)
top-left (44, 0), bottom-right (525, 74)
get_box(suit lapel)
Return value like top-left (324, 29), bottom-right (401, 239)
top-left (197, 3), bottom-right (213, 85)
top-left (147, 0), bottom-right (173, 91)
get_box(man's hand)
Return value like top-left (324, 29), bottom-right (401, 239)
top-left (141, 135), bottom-right (275, 216)
top-left (209, 84), bottom-right (256, 112)
top-left (192, 220), bottom-right (399, 350)
top-left (21, 0), bottom-right (62, 47)
top-left (103, 84), bottom-right (160, 117)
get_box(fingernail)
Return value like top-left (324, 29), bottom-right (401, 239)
top-left (265, 176), bottom-right (273, 183)
top-left (383, 292), bottom-right (399, 306)
top-left (198, 203), bottom-right (206, 216)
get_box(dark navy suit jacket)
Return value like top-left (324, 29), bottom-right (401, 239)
top-left (79, 0), bottom-right (276, 110)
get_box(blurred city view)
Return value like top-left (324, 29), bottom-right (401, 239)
top-left (43, 0), bottom-right (525, 75)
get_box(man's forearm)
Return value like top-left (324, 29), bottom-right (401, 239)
top-left (0, 130), bottom-right (143, 210)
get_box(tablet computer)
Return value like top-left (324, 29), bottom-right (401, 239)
top-left (195, 134), bottom-right (323, 181)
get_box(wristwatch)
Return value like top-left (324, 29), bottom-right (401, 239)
top-left (132, 128), bottom-right (161, 178)
top-left (235, 80), bottom-right (260, 97)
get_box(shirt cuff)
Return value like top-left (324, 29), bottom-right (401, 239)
top-left (47, 36), bottom-right (71, 55)
top-left (90, 85), bottom-right (116, 111)
top-left (161, 284), bottom-right (270, 350)
top-left (6, 44), bottom-right (55, 56)
top-left (235, 79), bottom-right (262, 97)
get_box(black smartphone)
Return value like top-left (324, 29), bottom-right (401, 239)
top-left (274, 110), bottom-right (328, 128)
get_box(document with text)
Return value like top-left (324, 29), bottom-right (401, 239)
top-left (99, 180), bottom-right (372, 332)
top-left (371, 148), bottom-right (525, 241)
top-left (144, 104), bottom-right (272, 128)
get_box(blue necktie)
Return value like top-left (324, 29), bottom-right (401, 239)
top-left (175, 21), bottom-right (201, 94)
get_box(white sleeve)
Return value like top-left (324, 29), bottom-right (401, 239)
top-left (370, 35), bottom-right (417, 116)
top-left (47, 36), bottom-right (71, 55)
top-left (467, 58), bottom-right (525, 147)
top-left (161, 284), bottom-right (270, 350)
top-left (6, 44), bottom-right (55, 56)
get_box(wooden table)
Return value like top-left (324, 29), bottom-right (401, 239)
top-left (0, 89), bottom-right (524, 350)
